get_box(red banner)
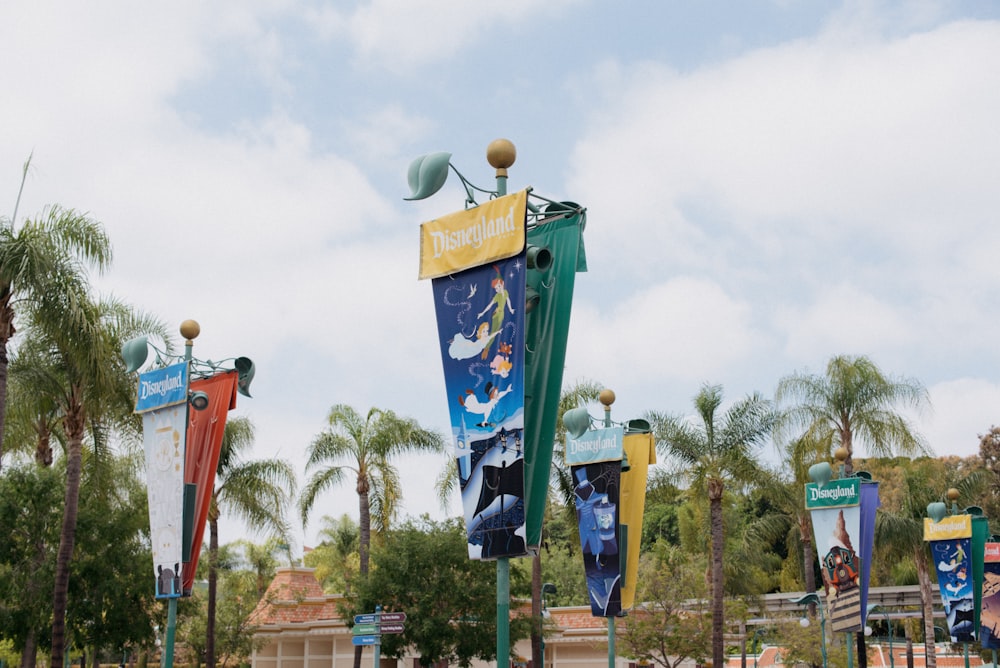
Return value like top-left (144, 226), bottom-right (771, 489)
top-left (182, 371), bottom-right (238, 593)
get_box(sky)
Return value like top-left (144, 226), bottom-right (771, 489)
top-left (3, 0), bottom-right (1000, 554)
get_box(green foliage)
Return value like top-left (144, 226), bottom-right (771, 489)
top-left (346, 516), bottom-right (531, 667)
top-left (0, 464), bottom-right (63, 653)
top-left (303, 514), bottom-right (360, 594)
top-left (537, 543), bottom-right (588, 607)
top-left (619, 544), bottom-right (710, 668)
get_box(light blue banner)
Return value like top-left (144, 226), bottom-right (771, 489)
top-left (135, 363), bottom-right (188, 414)
top-left (566, 427), bottom-right (624, 466)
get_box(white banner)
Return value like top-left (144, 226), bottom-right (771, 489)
top-left (142, 403), bottom-right (187, 598)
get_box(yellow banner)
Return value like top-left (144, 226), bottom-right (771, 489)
top-left (924, 514), bottom-right (972, 541)
top-left (619, 432), bottom-right (657, 610)
top-left (418, 190), bottom-right (527, 280)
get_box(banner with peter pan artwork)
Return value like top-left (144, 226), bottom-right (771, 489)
top-left (431, 253), bottom-right (528, 560)
top-left (567, 426), bottom-right (624, 617)
top-left (926, 514), bottom-right (975, 642)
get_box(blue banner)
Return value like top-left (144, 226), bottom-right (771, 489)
top-left (572, 460), bottom-right (622, 616)
top-left (135, 363), bottom-right (188, 414)
top-left (566, 427), bottom-right (623, 466)
top-left (932, 535), bottom-right (976, 641)
top-left (432, 253), bottom-right (528, 560)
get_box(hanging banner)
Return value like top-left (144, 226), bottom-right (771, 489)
top-left (807, 477), bottom-right (863, 632)
top-left (181, 371), bottom-right (239, 594)
top-left (568, 426), bottom-right (623, 617)
top-left (925, 514), bottom-right (975, 641)
top-left (135, 362), bottom-right (188, 414)
top-left (857, 479), bottom-right (880, 625)
top-left (419, 190), bottom-right (527, 279)
top-left (432, 253), bottom-right (528, 560)
top-left (141, 401), bottom-right (187, 598)
top-left (619, 430), bottom-right (656, 611)
top-left (522, 208), bottom-right (587, 550)
top-left (981, 542), bottom-right (1000, 648)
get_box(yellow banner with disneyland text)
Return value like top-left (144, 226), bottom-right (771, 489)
top-left (419, 190), bottom-right (527, 280)
top-left (924, 514), bottom-right (972, 541)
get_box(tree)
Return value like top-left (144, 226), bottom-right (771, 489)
top-left (0, 157), bottom-right (113, 469)
top-left (347, 516), bottom-right (532, 668)
top-left (648, 384), bottom-right (775, 668)
top-left (619, 544), bottom-right (710, 668)
top-left (0, 464), bottom-right (63, 668)
top-left (299, 404), bottom-right (443, 576)
top-left (205, 417), bottom-right (295, 668)
top-left (302, 514), bottom-right (360, 594)
top-left (300, 405), bottom-right (442, 668)
top-left (18, 294), bottom-right (169, 668)
top-left (775, 355), bottom-right (929, 476)
top-left (868, 456), bottom-right (989, 668)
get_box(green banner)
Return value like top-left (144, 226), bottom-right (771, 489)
top-left (523, 209), bottom-right (587, 549)
top-left (804, 477), bottom-right (860, 510)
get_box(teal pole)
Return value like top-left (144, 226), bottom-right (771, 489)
top-left (846, 632), bottom-right (854, 668)
top-left (498, 558), bottom-right (510, 668)
top-left (604, 399), bottom-right (615, 668)
top-left (163, 598), bottom-right (178, 668)
top-left (494, 149), bottom-right (510, 668)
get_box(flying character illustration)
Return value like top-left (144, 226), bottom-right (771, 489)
top-left (448, 322), bottom-right (500, 360)
top-left (489, 341), bottom-right (513, 377)
top-left (477, 266), bottom-right (514, 360)
top-left (458, 382), bottom-right (513, 427)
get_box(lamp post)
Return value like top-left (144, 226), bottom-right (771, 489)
top-left (791, 593), bottom-right (828, 668)
top-left (541, 582), bottom-right (557, 668)
top-left (408, 140), bottom-right (586, 668)
top-left (868, 604), bottom-right (894, 668)
top-left (751, 628), bottom-right (766, 668)
top-left (122, 320), bottom-right (254, 668)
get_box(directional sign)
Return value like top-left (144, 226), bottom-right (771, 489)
top-left (380, 623), bottom-right (405, 634)
top-left (352, 635), bottom-right (378, 646)
top-left (352, 624), bottom-right (378, 635)
top-left (354, 614), bottom-right (378, 625)
top-left (379, 612), bottom-right (407, 623)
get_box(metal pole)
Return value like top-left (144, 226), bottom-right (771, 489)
top-left (163, 598), bottom-right (178, 668)
top-left (846, 632), bottom-right (854, 668)
top-left (886, 610), bottom-right (894, 668)
top-left (494, 150), bottom-right (510, 668)
top-left (498, 558), bottom-right (510, 668)
top-left (608, 617), bottom-right (616, 668)
top-left (374, 605), bottom-right (382, 668)
top-left (819, 611), bottom-right (828, 668)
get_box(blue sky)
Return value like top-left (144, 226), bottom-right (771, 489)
top-left (3, 1), bottom-right (1000, 552)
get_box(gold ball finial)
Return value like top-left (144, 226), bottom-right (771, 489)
top-left (180, 319), bottom-right (201, 341)
top-left (947, 488), bottom-right (960, 502)
top-left (487, 139), bottom-right (516, 176)
top-left (599, 389), bottom-right (616, 408)
top-left (834, 447), bottom-right (848, 463)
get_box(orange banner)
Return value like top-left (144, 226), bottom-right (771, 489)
top-left (182, 371), bottom-right (238, 594)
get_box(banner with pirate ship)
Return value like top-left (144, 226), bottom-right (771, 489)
top-left (925, 514), bottom-right (976, 642)
top-left (805, 476), bottom-right (878, 633)
top-left (428, 196), bottom-right (529, 559)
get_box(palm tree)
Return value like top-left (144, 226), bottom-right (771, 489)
top-left (20, 293), bottom-right (169, 668)
top-left (300, 405), bottom-right (442, 668)
top-left (775, 355), bottom-right (929, 475)
top-left (206, 417), bottom-right (296, 668)
top-left (648, 384), bottom-right (775, 668)
top-left (300, 404), bottom-right (443, 574)
top-left (0, 157), bottom-right (113, 469)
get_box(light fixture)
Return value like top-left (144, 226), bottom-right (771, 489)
top-left (525, 286), bottom-right (540, 314)
top-left (526, 245), bottom-right (552, 271)
top-left (189, 391), bottom-right (209, 411)
top-left (234, 356), bottom-right (255, 397)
